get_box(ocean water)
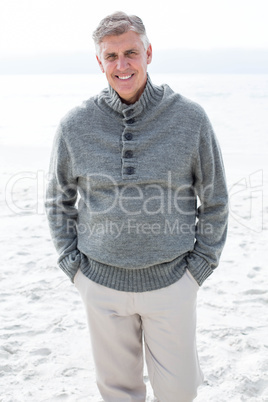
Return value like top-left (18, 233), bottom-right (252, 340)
top-left (0, 73), bottom-right (267, 157)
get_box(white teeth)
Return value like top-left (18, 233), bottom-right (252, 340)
top-left (118, 75), bottom-right (132, 80)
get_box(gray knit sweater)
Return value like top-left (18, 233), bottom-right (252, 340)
top-left (45, 75), bottom-right (228, 291)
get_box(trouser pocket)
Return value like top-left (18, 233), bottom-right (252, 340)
top-left (186, 269), bottom-right (200, 290)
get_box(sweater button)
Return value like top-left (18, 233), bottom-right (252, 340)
top-left (126, 118), bottom-right (135, 124)
top-left (126, 166), bottom-right (135, 175)
top-left (125, 132), bottom-right (133, 140)
top-left (125, 109), bottom-right (134, 117)
top-left (124, 150), bottom-right (133, 158)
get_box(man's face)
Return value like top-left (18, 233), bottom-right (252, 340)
top-left (96, 30), bottom-right (152, 104)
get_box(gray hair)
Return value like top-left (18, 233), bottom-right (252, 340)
top-left (92, 11), bottom-right (150, 56)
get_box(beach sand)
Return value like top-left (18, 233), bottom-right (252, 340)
top-left (1, 144), bottom-right (267, 402)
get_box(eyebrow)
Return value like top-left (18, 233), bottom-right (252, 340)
top-left (104, 48), bottom-right (139, 57)
top-left (125, 48), bottom-right (139, 53)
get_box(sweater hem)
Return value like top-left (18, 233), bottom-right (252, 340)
top-left (80, 253), bottom-right (188, 292)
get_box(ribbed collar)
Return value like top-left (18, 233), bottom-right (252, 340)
top-left (97, 74), bottom-right (164, 119)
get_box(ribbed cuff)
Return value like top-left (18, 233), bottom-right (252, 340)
top-left (186, 253), bottom-right (214, 286)
top-left (58, 250), bottom-right (82, 282)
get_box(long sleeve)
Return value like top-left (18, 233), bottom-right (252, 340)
top-left (45, 124), bottom-right (82, 282)
top-left (186, 113), bottom-right (229, 285)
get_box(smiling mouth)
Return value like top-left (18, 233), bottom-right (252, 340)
top-left (116, 74), bottom-right (134, 80)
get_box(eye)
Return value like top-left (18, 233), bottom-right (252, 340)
top-left (126, 50), bottom-right (137, 56)
top-left (106, 54), bottom-right (116, 60)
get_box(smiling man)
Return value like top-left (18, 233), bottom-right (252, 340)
top-left (45, 11), bottom-right (228, 402)
top-left (96, 30), bottom-right (152, 104)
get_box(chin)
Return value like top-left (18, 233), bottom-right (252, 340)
top-left (116, 86), bottom-right (135, 98)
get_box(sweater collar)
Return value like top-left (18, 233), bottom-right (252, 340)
top-left (98, 74), bottom-right (164, 119)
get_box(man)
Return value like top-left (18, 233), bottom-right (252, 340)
top-left (45, 11), bottom-right (228, 402)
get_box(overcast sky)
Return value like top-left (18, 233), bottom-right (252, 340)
top-left (1, 0), bottom-right (268, 57)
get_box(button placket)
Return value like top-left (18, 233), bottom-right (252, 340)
top-left (121, 145), bottom-right (136, 177)
top-left (121, 134), bottom-right (137, 179)
top-left (121, 107), bottom-right (140, 180)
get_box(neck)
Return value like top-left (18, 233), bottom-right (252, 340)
top-left (119, 81), bottom-right (147, 105)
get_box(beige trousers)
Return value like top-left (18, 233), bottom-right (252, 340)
top-left (74, 268), bottom-right (203, 402)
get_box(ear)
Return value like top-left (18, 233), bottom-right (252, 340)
top-left (96, 55), bottom-right (105, 73)
top-left (146, 44), bottom-right (152, 65)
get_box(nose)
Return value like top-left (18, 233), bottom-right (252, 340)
top-left (116, 55), bottom-right (129, 71)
